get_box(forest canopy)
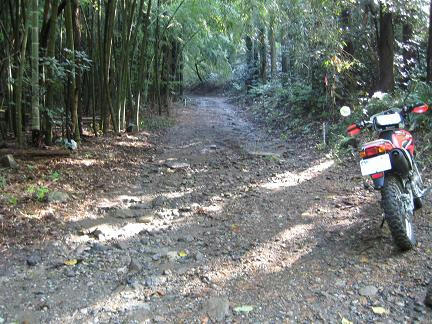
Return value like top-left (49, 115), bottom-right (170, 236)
top-left (1, 0), bottom-right (432, 148)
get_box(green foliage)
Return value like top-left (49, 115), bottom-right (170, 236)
top-left (0, 175), bottom-right (6, 189)
top-left (26, 185), bottom-right (36, 194)
top-left (36, 186), bottom-right (49, 202)
top-left (27, 164), bottom-right (35, 171)
top-left (26, 185), bottom-right (50, 201)
top-left (329, 81), bottom-right (432, 159)
top-left (173, 0), bottom-right (242, 84)
top-left (246, 78), bottom-right (333, 133)
top-left (49, 171), bottom-right (61, 182)
top-left (360, 82), bottom-right (432, 119)
top-left (140, 116), bottom-right (175, 131)
top-left (40, 50), bottom-right (91, 122)
top-left (7, 195), bottom-right (18, 206)
top-left (1, 0), bottom-right (431, 148)
top-left (41, 50), bottom-right (91, 87)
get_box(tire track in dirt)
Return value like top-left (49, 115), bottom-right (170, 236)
top-left (1, 95), bottom-right (431, 323)
top-left (147, 95), bottom-right (432, 322)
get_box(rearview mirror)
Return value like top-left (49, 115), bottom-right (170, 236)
top-left (340, 106), bottom-right (351, 117)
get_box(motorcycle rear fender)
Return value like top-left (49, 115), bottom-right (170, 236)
top-left (373, 176), bottom-right (385, 189)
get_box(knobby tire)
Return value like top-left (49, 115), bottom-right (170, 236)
top-left (381, 175), bottom-right (416, 251)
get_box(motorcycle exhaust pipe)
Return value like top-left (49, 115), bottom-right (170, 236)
top-left (390, 149), bottom-right (411, 175)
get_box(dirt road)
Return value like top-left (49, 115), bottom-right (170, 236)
top-left (1, 95), bottom-right (432, 323)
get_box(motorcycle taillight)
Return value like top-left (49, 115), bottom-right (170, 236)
top-left (371, 172), bottom-right (384, 179)
top-left (360, 146), bottom-right (384, 158)
top-left (360, 141), bottom-right (393, 158)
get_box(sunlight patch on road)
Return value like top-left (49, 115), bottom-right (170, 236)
top-left (187, 223), bottom-right (314, 292)
top-left (116, 140), bottom-right (152, 149)
top-left (162, 190), bottom-right (192, 199)
top-left (260, 159), bottom-right (335, 190)
top-left (69, 222), bottom-right (148, 243)
top-left (202, 203), bottom-right (225, 213)
top-left (69, 158), bottom-right (102, 167)
top-left (277, 223), bottom-right (313, 241)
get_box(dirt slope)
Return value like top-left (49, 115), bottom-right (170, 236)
top-left (1, 95), bottom-right (432, 323)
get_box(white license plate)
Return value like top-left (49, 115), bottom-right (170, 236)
top-left (360, 154), bottom-right (392, 176)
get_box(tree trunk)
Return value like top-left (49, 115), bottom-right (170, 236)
top-left (341, 8), bottom-right (354, 56)
top-left (15, 1), bottom-right (30, 147)
top-left (102, 0), bottom-right (119, 133)
top-left (259, 26), bottom-right (267, 83)
top-left (88, 5), bottom-right (98, 136)
top-left (427, 0), bottom-right (432, 82)
top-left (72, 0), bottom-right (83, 137)
top-left (96, 0), bottom-right (105, 132)
top-left (134, 0), bottom-right (152, 131)
top-left (269, 15), bottom-right (276, 79)
top-left (402, 22), bottom-right (415, 87)
top-left (65, 0), bottom-right (80, 142)
top-left (176, 44), bottom-right (184, 97)
top-left (161, 40), bottom-right (172, 111)
top-left (281, 32), bottom-right (289, 75)
top-left (31, 0), bottom-right (40, 145)
top-left (195, 62), bottom-right (203, 83)
top-left (41, 0), bottom-right (51, 48)
top-left (377, 4), bottom-right (394, 92)
top-left (253, 36), bottom-right (259, 81)
top-left (154, 0), bottom-right (162, 115)
top-left (6, 45), bottom-right (14, 132)
top-left (171, 39), bottom-right (182, 99)
top-left (245, 35), bottom-right (254, 91)
top-left (45, 0), bottom-right (59, 145)
top-left (117, 0), bottom-right (137, 131)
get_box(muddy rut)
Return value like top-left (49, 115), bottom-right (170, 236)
top-left (1, 95), bottom-right (432, 323)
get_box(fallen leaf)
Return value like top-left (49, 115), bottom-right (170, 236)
top-left (341, 318), bottom-right (353, 324)
top-left (372, 306), bottom-right (388, 315)
top-left (64, 259), bottom-right (78, 266)
top-left (196, 208), bottom-right (207, 215)
top-left (178, 250), bottom-right (188, 257)
top-left (233, 305), bottom-right (254, 313)
top-left (150, 290), bottom-right (165, 297)
top-left (231, 224), bottom-right (240, 232)
top-left (359, 255), bottom-right (369, 263)
top-left (359, 296), bottom-right (368, 305)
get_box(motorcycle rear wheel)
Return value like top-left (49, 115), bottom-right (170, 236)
top-left (381, 175), bottom-right (416, 251)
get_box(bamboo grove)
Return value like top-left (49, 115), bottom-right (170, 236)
top-left (2, 0), bottom-right (432, 148)
top-left (0, 0), bottom-right (201, 147)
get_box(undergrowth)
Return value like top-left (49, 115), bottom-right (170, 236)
top-left (234, 79), bottom-right (432, 166)
top-left (140, 115), bottom-right (175, 131)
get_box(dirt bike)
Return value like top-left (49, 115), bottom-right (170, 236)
top-left (341, 102), bottom-right (430, 251)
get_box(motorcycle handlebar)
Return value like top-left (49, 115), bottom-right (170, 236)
top-left (402, 102), bottom-right (425, 114)
top-left (355, 120), bottom-right (371, 129)
top-left (347, 102), bottom-right (428, 136)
